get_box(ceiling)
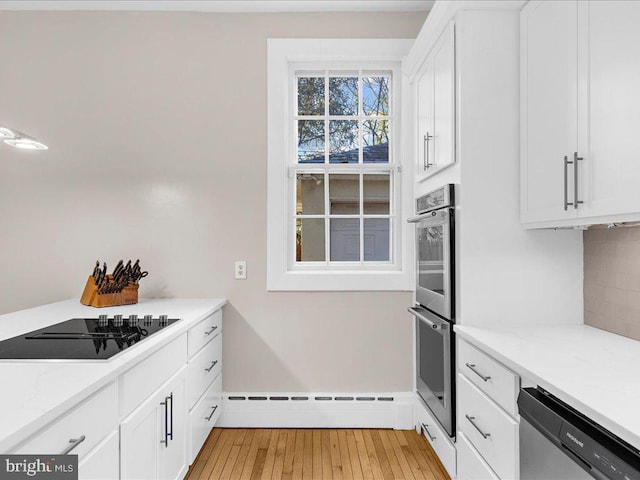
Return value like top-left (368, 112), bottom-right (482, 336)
top-left (0, 0), bottom-right (435, 13)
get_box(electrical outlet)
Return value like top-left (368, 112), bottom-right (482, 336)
top-left (235, 261), bottom-right (247, 280)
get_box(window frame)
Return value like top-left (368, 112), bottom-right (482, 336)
top-left (267, 38), bottom-right (414, 291)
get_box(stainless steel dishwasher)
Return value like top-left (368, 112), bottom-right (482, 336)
top-left (518, 386), bottom-right (640, 480)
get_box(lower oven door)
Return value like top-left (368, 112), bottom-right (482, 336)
top-left (409, 305), bottom-right (455, 437)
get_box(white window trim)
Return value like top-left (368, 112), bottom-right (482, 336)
top-left (267, 38), bottom-right (414, 291)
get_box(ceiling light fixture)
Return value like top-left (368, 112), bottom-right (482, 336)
top-left (0, 124), bottom-right (48, 150)
top-left (4, 137), bottom-right (48, 150)
top-left (0, 127), bottom-right (16, 139)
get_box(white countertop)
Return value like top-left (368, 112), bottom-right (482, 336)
top-left (0, 298), bottom-right (227, 453)
top-left (454, 323), bottom-right (640, 450)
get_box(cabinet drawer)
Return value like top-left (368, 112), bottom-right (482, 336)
top-left (457, 431), bottom-right (500, 480)
top-left (78, 430), bottom-right (119, 480)
top-left (189, 374), bottom-right (222, 464)
top-left (415, 400), bottom-right (456, 478)
top-left (458, 339), bottom-right (519, 416)
top-left (458, 374), bottom-right (519, 480)
top-left (187, 333), bottom-right (222, 410)
top-left (188, 310), bottom-right (222, 358)
top-left (10, 382), bottom-right (118, 461)
top-left (120, 333), bottom-right (187, 417)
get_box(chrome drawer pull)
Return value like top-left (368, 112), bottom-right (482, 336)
top-left (204, 326), bottom-right (218, 336)
top-left (466, 415), bottom-right (491, 439)
top-left (465, 363), bottom-right (491, 382)
top-left (60, 435), bottom-right (86, 455)
top-left (205, 405), bottom-right (218, 421)
top-left (205, 360), bottom-right (218, 372)
top-left (421, 423), bottom-right (436, 441)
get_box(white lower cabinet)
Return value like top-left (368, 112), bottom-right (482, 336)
top-left (78, 431), bottom-right (120, 480)
top-left (457, 338), bottom-right (521, 480)
top-left (3, 305), bottom-right (225, 480)
top-left (188, 373), bottom-right (222, 463)
top-left (458, 374), bottom-right (519, 480)
top-left (121, 367), bottom-right (187, 480)
top-left (9, 381), bottom-right (118, 462)
top-left (457, 432), bottom-right (499, 480)
top-left (415, 399), bottom-right (456, 478)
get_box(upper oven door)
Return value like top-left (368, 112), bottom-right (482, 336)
top-left (410, 208), bottom-right (455, 320)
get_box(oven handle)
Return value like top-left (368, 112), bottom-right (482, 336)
top-left (407, 307), bottom-right (448, 332)
top-left (407, 211), bottom-right (439, 223)
top-left (407, 208), bottom-right (452, 225)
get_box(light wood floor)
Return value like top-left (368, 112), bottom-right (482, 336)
top-left (185, 428), bottom-right (451, 480)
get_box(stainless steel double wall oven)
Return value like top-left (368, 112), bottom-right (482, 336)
top-left (408, 184), bottom-right (456, 437)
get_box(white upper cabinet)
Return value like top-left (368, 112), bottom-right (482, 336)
top-left (581, 1), bottom-right (640, 220)
top-left (521, 0), bottom-right (579, 224)
top-left (416, 21), bottom-right (455, 181)
top-left (521, 0), bottom-right (640, 228)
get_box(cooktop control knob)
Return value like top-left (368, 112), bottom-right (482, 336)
top-left (113, 314), bottom-right (123, 327)
top-left (143, 315), bottom-right (153, 326)
top-left (127, 314), bottom-right (138, 327)
top-left (98, 314), bottom-right (109, 327)
top-left (159, 315), bottom-right (168, 326)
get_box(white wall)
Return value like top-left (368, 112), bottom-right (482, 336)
top-left (0, 11), bottom-right (427, 392)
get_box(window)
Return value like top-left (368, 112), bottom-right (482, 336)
top-left (295, 72), bottom-right (393, 264)
top-left (267, 39), bottom-right (414, 291)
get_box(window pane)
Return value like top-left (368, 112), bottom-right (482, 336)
top-left (363, 76), bottom-right (390, 115)
top-left (330, 218), bottom-right (360, 261)
top-left (329, 120), bottom-right (358, 163)
top-left (363, 119), bottom-right (389, 163)
top-left (298, 120), bottom-right (324, 163)
top-left (329, 174), bottom-right (360, 214)
top-left (364, 219), bottom-right (390, 261)
top-left (363, 174), bottom-right (390, 214)
top-left (329, 77), bottom-right (358, 115)
top-left (297, 218), bottom-right (325, 262)
top-left (296, 173), bottom-right (325, 215)
top-left (298, 77), bottom-right (324, 116)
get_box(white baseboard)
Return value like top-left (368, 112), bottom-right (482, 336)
top-left (218, 392), bottom-right (415, 429)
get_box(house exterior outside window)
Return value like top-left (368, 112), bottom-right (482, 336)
top-left (267, 39), bottom-right (414, 291)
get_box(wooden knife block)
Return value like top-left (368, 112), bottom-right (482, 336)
top-left (80, 275), bottom-right (139, 308)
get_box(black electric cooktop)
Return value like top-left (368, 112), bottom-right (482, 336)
top-left (0, 315), bottom-right (180, 360)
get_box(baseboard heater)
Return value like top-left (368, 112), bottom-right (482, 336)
top-left (219, 392), bottom-right (414, 429)
top-left (227, 395), bottom-right (394, 402)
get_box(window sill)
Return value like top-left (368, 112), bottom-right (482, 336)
top-left (267, 269), bottom-right (413, 292)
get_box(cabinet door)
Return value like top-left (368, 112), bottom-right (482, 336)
top-left (416, 58), bottom-right (434, 181)
top-left (415, 22), bottom-right (455, 182)
top-left (121, 368), bottom-right (187, 480)
top-left (521, 0), bottom-right (579, 225)
top-left (580, 1), bottom-right (640, 219)
top-left (431, 21), bottom-right (455, 175)
top-left (159, 373), bottom-right (187, 480)
top-left (78, 431), bottom-right (119, 480)
top-left (120, 396), bottom-right (159, 480)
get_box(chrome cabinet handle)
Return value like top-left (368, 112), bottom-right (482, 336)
top-left (60, 435), bottom-right (86, 455)
top-left (421, 423), bottom-right (436, 441)
top-left (205, 405), bottom-right (218, 421)
top-left (423, 133), bottom-right (434, 170)
top-left (168, 392), bottom-right (173, 441)
top-left (573, 152), bottom-right (583, 210)
top-left (160, 393), bottom-right (173, 446)
top-left (205, 360), bottom-right (218, 372)
top-left (466, 414), bottom-right (491, 439)
top-left (204, 325), bottom-right (218, 336)
top-left (564, 154), bottom-right (572, 210)
top-left (465, 363), bottom-right (491, 382)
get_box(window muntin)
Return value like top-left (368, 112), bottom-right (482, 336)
top-left (293, 69), bottom-right (394, 266)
